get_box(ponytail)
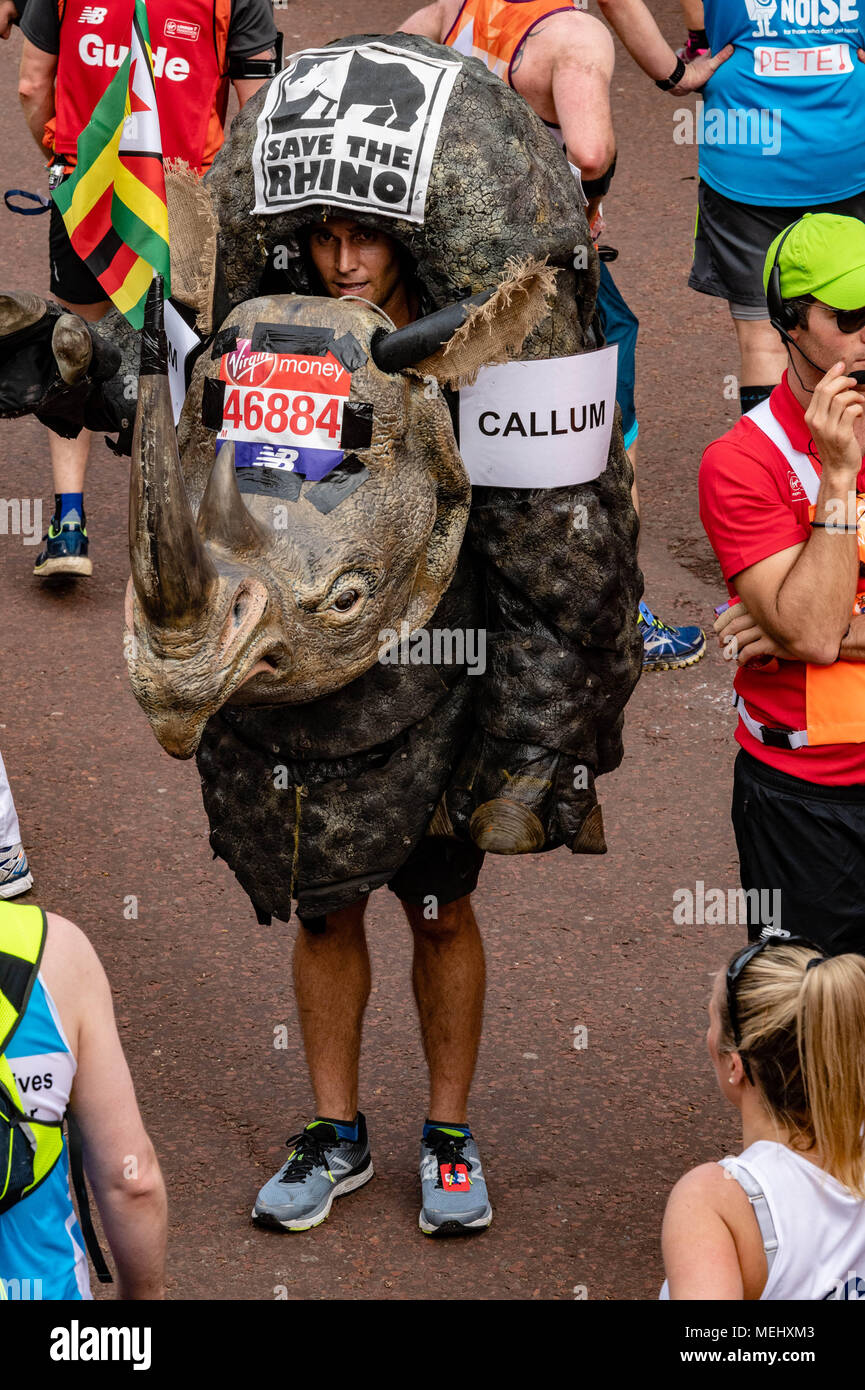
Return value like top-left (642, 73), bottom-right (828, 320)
top-left (798, 955), bottom-right (865, 1197)
top-left (718, 944), bottom-right (865, 1198)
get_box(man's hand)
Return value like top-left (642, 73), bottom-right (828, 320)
top-left (0, 1), bottom-right (19, 40)
top-left (805, 361), bottom-right (865, 479)
top-left (714, 600), bottom-right (794, 667)
top-left (669, 43), bottom-right (734, 92)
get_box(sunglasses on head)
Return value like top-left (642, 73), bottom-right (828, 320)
top-left (725, 931), bottom-right (826, 1082)
top-left (826, 305), bottom-right (865, 334)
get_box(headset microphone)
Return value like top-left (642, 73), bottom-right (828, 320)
top-left (767, 218), bottom-right (865, 387)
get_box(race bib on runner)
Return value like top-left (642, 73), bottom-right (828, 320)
top-left (753, 43), bottom-right (854, 75)
top-left (217, 339), bottom-right (352, 480)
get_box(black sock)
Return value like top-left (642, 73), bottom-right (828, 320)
top-left (689, 27), bottom-right (708, 46)
top-left (739, 384), bottom-right (774, 414)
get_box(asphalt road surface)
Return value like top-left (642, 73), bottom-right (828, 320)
top-left (0, 0), bottom-right (752, 1301)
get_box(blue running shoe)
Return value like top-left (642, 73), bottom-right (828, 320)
top-left (419, 1126), bottom-right (492, 1236)
top-left (638, 600), bottom-right (706, 672)
top-left (252, 1114), bottom-right (373, 1231)
top-left (33, 516), bottom-right (92, 578)
top-left (0, 843), bottom-right (33, 899)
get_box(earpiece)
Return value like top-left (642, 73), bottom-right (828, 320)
top-left (766, 218), bottom-right (805, 336)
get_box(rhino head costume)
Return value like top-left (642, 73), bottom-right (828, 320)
top-left (0, 34), bottom-right (642, 923)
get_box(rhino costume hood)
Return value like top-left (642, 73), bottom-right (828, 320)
top-left (0, 34), bottom-right (642, 923)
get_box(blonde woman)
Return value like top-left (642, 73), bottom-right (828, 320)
top-left (661, 935), bottom-right (865, 1300)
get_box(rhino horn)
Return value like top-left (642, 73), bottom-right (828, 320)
top-left (369, 289), bottom-right (494, 373)
top-left (129, 277), bottom-right (216, 625)
top-left (52, 313), bottom-right (93, 384)
top-left (197, 440), bottom-right (272, 554)
top-left (0, 290), bottom-right (47, 336)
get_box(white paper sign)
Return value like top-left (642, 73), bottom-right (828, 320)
top-left (164, 300), bottom-right (201, 426)
top-left (252, 43), bottom-right (460, 223)
top-left (458, 347), bottom-right (618, 489)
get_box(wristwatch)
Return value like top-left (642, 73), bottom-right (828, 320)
top-left (656, 56), bottom-right (686, 90)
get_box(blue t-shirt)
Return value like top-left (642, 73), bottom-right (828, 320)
top-left (699, 0), bottom-right (865, 204)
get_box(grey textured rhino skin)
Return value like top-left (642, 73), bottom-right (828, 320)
top-left (0, 34), bottom-right (642, 922)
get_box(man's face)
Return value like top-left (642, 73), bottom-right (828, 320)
top-left (308, 218), bottom-right (404, 311)
top-left (0, 1), bottom-right (19, 39)
top-left (793, 299), bottom-right (865, 383)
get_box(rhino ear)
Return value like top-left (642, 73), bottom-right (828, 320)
top-left (413, 257), bottom-right (558, 388)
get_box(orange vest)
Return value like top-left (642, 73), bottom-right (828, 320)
top-left (50, 0), bottom-right (232, 173)
top-left (748, 398), bottom-right (865, 747)
top-left (444, 0), bottom-right (578, 91)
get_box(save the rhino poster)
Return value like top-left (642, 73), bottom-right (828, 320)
top-left (252, 43), bottom-right (460, 223)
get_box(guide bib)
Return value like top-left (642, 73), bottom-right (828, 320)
top-left (51, 0), bottom-right (232, 172)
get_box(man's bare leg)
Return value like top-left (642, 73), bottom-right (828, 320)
top-left (292, 897), bottom-right (371, 1120)
top-left (402, 893), bottom-right (485, 1121)
top-left (627, 438), bottom-right (639, 516)
top-left (39, 298), bottom-right (109, 577)
top-left (733, 316), bottom-right (787, 390)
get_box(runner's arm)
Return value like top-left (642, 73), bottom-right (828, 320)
top-left (59, 915), bottom-right (167, 1300)
top-left (550, 21), bottom-right (616, 225)
top-left (838, 615), bottom-right (865, 660)
top-left (595, 0), bottom-right (731, 91)
top-left (733, 535), bottom-right (858, 665)
top-left (661, 1165), bottom-right (745, 1299)
top-left (233, 50), bottom-right (277, 109)
top-left (399, 1), bottom-right (448, 39)
top-left (18, 37), bottom-right (56, 155)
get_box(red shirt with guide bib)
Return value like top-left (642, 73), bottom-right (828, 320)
top-left (699, 372), bottom-right (865, 785)
top-left (51, 0), bottom-right (233, 172)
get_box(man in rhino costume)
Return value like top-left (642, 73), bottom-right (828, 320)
top-left (0, 35), bottom-right (641, 1234)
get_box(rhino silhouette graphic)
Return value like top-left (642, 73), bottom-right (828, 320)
top-left (271, 50), bottom-right (426, 135)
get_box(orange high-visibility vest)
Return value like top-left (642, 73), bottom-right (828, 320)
top-left (50, 0), bottom-right (232, 173)
top-left (444, 0), bottom-right (579, 92)
top-left (748, 397), bottom-right (865, 747)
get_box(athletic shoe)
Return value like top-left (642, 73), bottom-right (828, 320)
top-left (638, 600), bottom-right (706, 672)
top-left (33, 518), bottom-right (92, 578)
top-left (0, 844), bottom-right (33, 900)
top-left (418, 1126), bottom-right (492, 1236)
top-left (676, 36), bottom-right (709, 63)
top-left (252, 1114), bottom-right (373, 1232)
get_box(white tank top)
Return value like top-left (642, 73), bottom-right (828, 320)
top-left (659, 1141), bottom-right (865, 1300)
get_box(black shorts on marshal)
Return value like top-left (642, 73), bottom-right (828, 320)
top-left (387, 835), bottom-right (485, 908)
top-left (731, 749), bottom-right (865, 956)
top-left (49, 199), bottom-right (109, 305)
top-left (689, 181), bottom-right (865, 318)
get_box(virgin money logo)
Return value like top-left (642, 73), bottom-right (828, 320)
top-left (223, 345), bottom-right (276, 387)
top-left (164, 18), bottom-right (200, 41)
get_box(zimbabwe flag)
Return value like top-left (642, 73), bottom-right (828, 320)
top-left (52, 0), bottom-right (170, 328)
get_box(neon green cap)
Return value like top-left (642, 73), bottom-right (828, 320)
top-left (763, 213), bottom-right (865, 309)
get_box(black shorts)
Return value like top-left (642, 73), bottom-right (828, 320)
top-left (689, 182), bottom-right (865, 317)
top-left (731, 749), bottom-right (865, 956)
top-left (387, 835), bottom-right (485, 908)
top-left (49, 199), bottom-right (109, 306)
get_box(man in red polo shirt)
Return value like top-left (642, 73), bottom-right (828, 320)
top-left (17, 0), bottom-right (278, 580)
top-left (700, 213), bottom-right (865, 955)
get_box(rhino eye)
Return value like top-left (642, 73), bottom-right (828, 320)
top-left (333, 588), bottom-right (360, 612)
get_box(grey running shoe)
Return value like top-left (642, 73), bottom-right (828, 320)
top-left (419, 1126), bottom-right (492, 1236)
top-left (252, 1114), bottom-right (373, 1232)
top-left (0, 844), bottom-right (33, 899)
